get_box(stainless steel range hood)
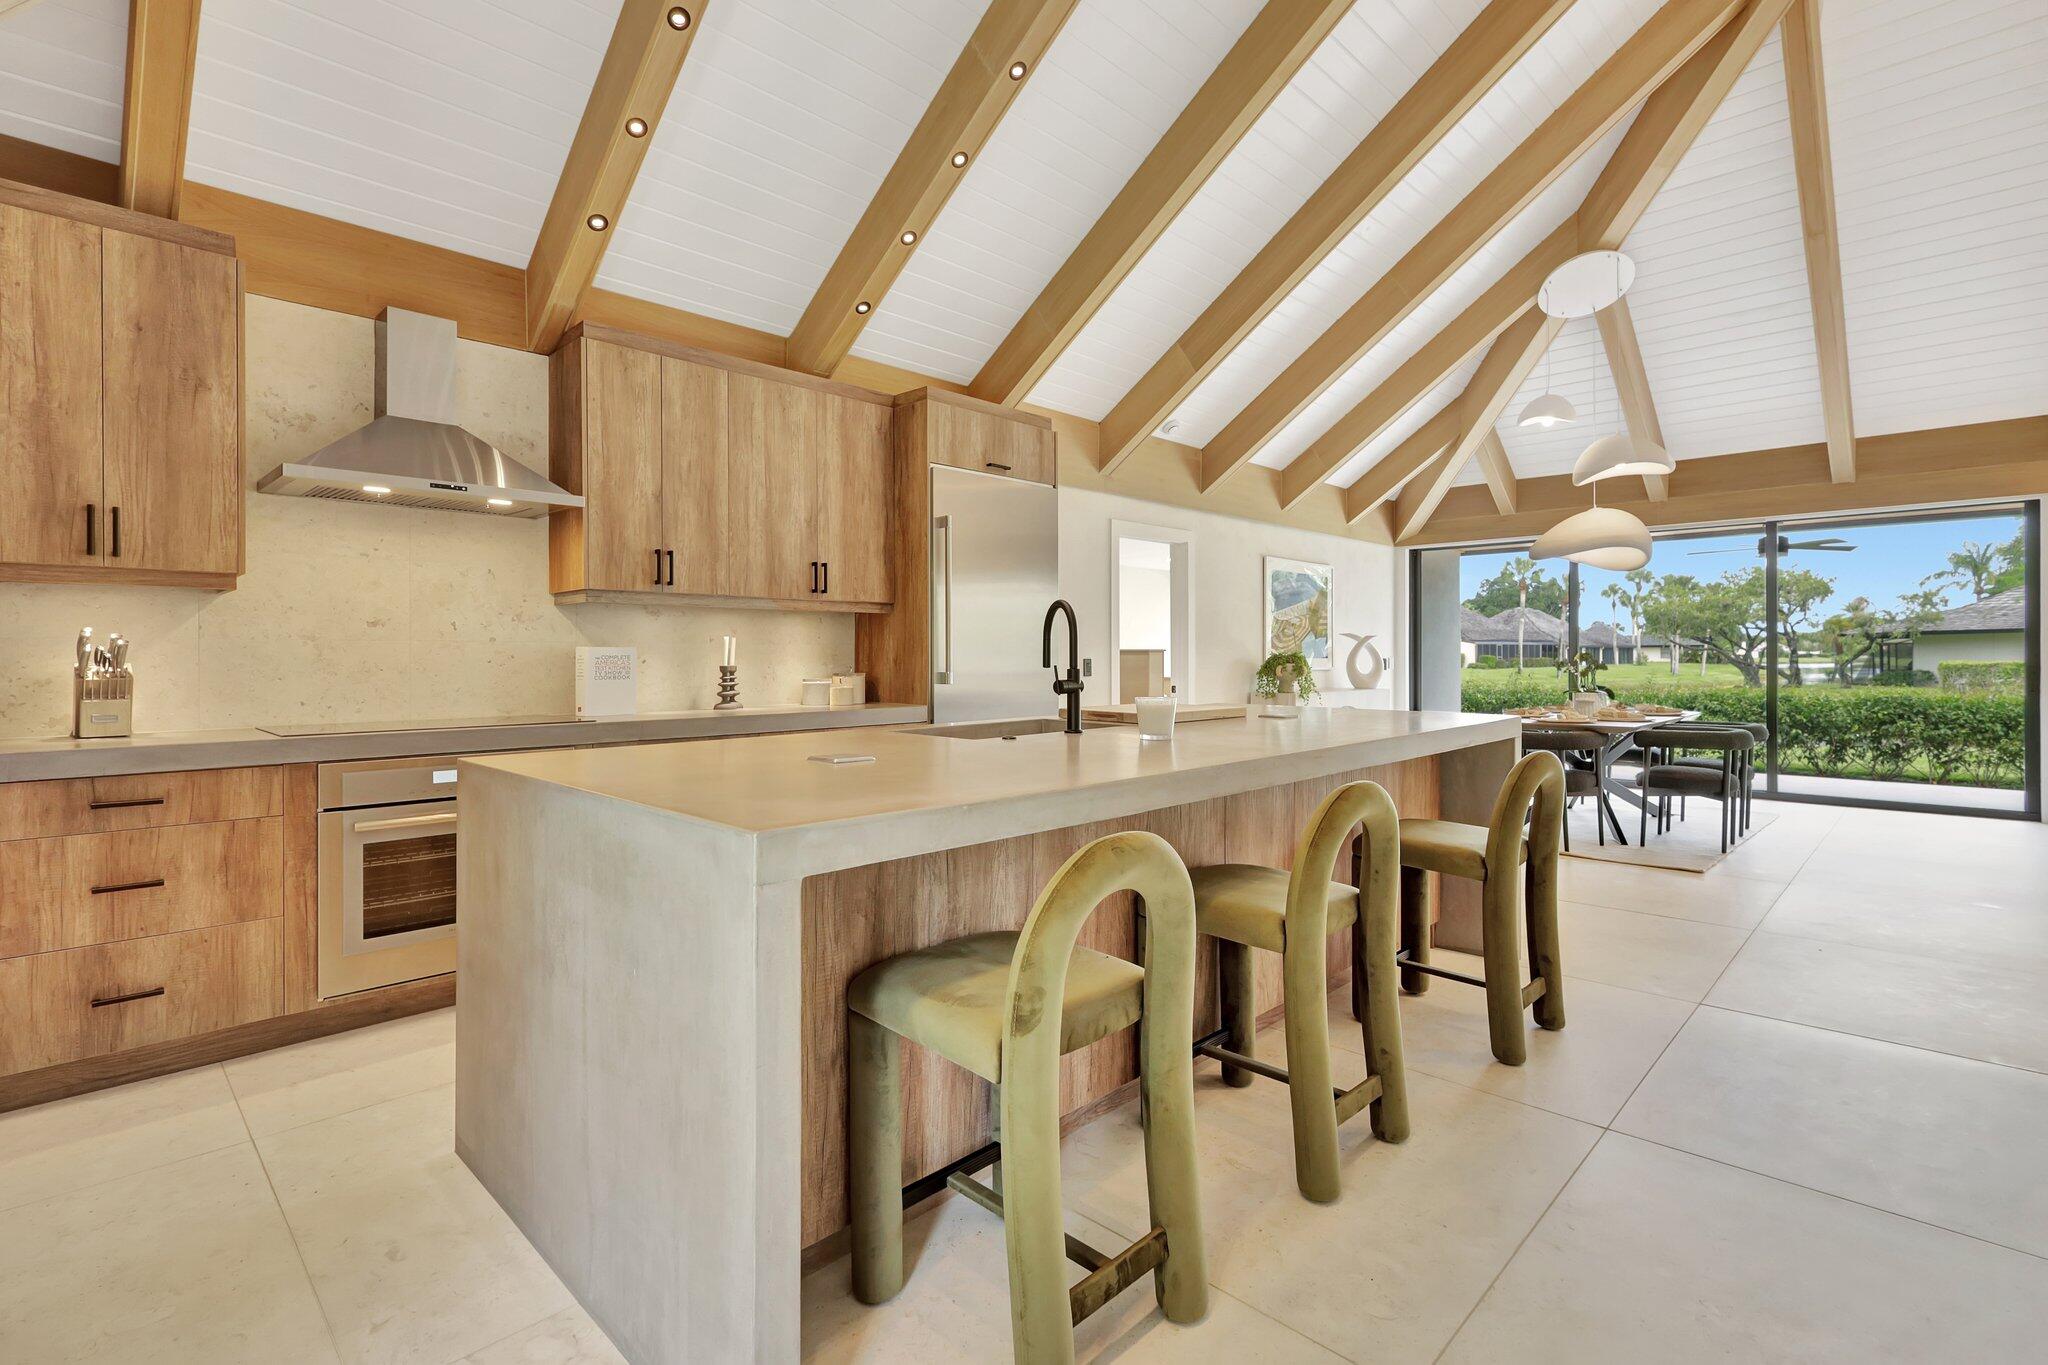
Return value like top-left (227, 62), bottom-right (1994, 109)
top-left (257, 309), bottom-right (582, 518)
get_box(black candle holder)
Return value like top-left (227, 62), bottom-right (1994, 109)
top-left (715, 665), bottom-right (740, 710)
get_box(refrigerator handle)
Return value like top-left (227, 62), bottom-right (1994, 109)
top-left (932, 514), bottom-right (954, 685)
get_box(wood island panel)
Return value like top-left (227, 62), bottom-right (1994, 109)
top-left (797, 753), bottom-right (1438, 1248)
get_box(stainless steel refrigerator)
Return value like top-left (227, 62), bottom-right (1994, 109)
top-left (929, 465), bottom-right (1061, 723)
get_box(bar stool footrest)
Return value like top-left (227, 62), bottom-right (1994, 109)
top-left (1393, 950), bottom-right (1486, 989)
top-left (1520, 978), bottom-right (1547, 1007)
top-left (942, 1169), bottom-right (1170, 1327)
top-left (1196, 1030), bottom-right (1383, 1122)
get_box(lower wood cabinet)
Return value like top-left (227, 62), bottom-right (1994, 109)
top-left (0, 918), bottom-right (282, 1075)
top-left (0, 765), bottom-right (283, 842)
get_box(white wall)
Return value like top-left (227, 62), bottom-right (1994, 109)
top-left (1116, 561), bottom-right (1173, 651)
top-left (1059, 487), bottom-right (1400, 707)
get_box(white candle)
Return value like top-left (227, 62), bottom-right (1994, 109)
top-left (722, 636), bottom-right (736, 667)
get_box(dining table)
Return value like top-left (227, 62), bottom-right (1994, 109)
top-left (1511, 709), bottom-right (1701, 844)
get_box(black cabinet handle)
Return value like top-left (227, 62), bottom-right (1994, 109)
top-left (89, 797), bottom-right (165, 811)
top-left (91, 986), bottom-right (165, 1009)
top-left (85, 503), bottom-right (96, 556)
top-left (654, 549), bottom-right (663, 585)
top-left (984, 462), bottom-right (1012, 472)
top-left (110, 506), bottom-right (120, 558)
top-left (91, 877), bottom-right (166, 896)
top-left (810, 561), bottom-right (819, 593)
top-left (822, 561), bottom-right (828, 594)
top-left (665, 549), bottom-right (676, 586)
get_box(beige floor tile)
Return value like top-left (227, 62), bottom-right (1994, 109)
top-left (1760, 872), bottom-right (2048, 973)
top-left (1559, 857), bottom-right (1786, 929)
top-left (1708, 931), bottom-right (2048, 1073)
top-left (0, 1063), bottom-right (248, 1213)
top-left (1330, 970), bottom-right (1693, 1126)
top-left (1443, 1134), bottom-right (2048, 1364)
top-left (1557, 901), bottom-right (1750, 1001)
top-left (802, 1196), bottom-right (1343, 1363)
top-left (257, 1084), bottom-right (572, 1365)
top-left (1793, 845), bottom-right (2048, 911)
top-left (226, 1007), bottom-right (456, 1137)
top-left (462, 1306), bottom-right (626, 1365)
top-left (1056, 1063), bottom-right (1599, 1361)
top-left (0, 1143), bottom-right (339, 1364)
top-left (1615, 1007), bottom-right (2048, 1256)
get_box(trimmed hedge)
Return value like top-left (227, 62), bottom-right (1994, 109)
top-left (1939, 661), bottom-right (2025, 694)
top-left (1460, 672), bottom-right (2026, 789)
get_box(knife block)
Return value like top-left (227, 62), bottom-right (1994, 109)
top-left (73, 672), bottom-right (134, 738)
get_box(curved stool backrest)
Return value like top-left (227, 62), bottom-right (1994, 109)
top-left (1000, 830), bottom-right (1205, 1359)
top-left (1489, 750), bottom-right (1566, 872)
top-left (1285, 779), bottom-right (1398, 981)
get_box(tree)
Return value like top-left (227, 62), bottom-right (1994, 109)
top-left (1775, 568), bottom-right (1836, 687)
top-left (1507, 556), bottom-right (1538, 672)
top-left (1929, 540), bottom-right (2004, 602)
top-left (1643, 567), bottom-right (1832, 687)
top-left (1464, 560), bottom-right (1565, 617)
top-left (1599, 567), bottom-right (1655, 660)
top-left (1990, 530), bottom-right (2026, 596)
top-left (1821, 588), bottom-right (1945, 682)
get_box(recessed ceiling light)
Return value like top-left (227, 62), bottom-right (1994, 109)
top-left (586, 213), bottom-right (610, 231)
top-left (900, 230), bottom-right (917, 246)
top-left (950, 150), bottom-right (969, 168)
top-left (854, 301), bottom-right (872, 315)
top-left (625, 117), bottom-right (648, 138)
top-left (1008, 61), bottom-right (1027, 80)
top-left (487, 497), bottom-right (514, 508)
top-left (666, 6), bottom-right (690, 30)
top-left (362, 484), bottom-right (391, 496)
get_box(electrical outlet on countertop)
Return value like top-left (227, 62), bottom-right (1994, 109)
top-left (1082, 658), bottom-right (1092, 677)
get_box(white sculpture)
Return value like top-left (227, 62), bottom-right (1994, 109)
top-left (1341, 633), bottom-right (1385, 690)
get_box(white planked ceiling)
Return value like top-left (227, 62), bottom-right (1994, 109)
top-left (0, 0), bottom-right (125, 163)
top-left (1023, 0), bottom-right (1491, 423)
top-left (184, 0), bottom-right (617, 266)
top-left (595, 0), bottom-right (988, 336)
top-left (1469, 313), bottom-right (1624, 485)
top-left (850, 0), bottom-right (1262, 384)
top-left (1167, 0), bottom-right (1653, 454)
top-left (1334, 356), bottom-right (1480, 494)
top-left (0, 0), bottom-right (2040, 508)
top-left (1824, 0), bottom-right (2048, 437)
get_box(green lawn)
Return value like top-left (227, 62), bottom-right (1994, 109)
top-left (1475, 661), bottom-right (1749, 689)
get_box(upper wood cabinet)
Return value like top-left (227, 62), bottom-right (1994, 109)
top-left (900, 387), bottom-right (1056, 486)
top-left (0, 181), bottom-right (244, 590)
top-left (550, 325), bottom-right (893, 612)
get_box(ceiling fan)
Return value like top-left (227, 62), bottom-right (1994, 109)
top-left (1688, 535), bottom-right (1856, 556)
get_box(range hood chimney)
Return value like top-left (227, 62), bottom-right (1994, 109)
top-left (257, 309), bottom-right (582, 518)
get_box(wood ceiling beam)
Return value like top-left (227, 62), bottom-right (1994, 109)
top-left (1339, 404), bottom-right (1459, 523)
top-left (1200, 0), bottom-right (1742, 494)
top-left (1092, 0), bottom-right (1574, 475)
top-left (118, 0), bottom-right (203, 218)
top-left (524, 0), bottom-right (707, 354)
top-left (1781, 0), bottom-right (1855, 482)
top-left (1393, 310), bottom-right (1561, 541)
top-left (966, 0), bottom-right (1352, 407)
top-left (1409, 416), bottom-right (2048, 545)
top-left (1280, 219), bottom-right (1576, 508)
top-left (1474, 428), bottom-right (1518, 513)
top-left (1594, 296), bottom-right (1670, 500)
top-left (785, 0), bottom-right (1079, 377)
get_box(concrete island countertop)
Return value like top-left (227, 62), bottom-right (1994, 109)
top-left (0, 703), bottom-right (927, 783)
top-left (467, 707), bottom-right (1520, 884)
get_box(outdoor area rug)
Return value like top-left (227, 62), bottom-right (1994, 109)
top-left (1562, 800), bottom-right (1777, 873)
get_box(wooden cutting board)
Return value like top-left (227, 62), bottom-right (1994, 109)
top-left (1081, 702), bottom-right (1249, 724)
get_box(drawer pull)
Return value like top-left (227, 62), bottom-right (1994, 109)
top-left (90, 877), bottom-right (166, 895)
top-left (91, 986), bottom-right (166, 1009)
top-left (89, 797), bottom-right (167, 811)
top-left (984, 461), bottom-right (1013, 472)
top-left (355, 811), bottom-right (459, 833)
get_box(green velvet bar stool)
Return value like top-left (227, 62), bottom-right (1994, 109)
top-left (846, 830), bottom-right (1207, 1364)
top-left (1186, 780), bottom-right (1410, 1204)
top-left (1396, 751), bottom-right (1565, 1067)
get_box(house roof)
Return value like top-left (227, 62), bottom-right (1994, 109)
top-left (1464, 606), bottom-right (1564, 645)
top-left (1923, 587), bottom-right (2028, 634)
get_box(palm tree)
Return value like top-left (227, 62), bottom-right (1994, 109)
top-left (1506, 556), bottom-right (1537, 671)
top-left (1933, 542), bottom-right (2002, 601)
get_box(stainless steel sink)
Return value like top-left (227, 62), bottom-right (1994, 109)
top-left (903, 716), bottom-right (1113, 740)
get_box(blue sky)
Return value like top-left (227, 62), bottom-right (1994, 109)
top-left (1460, 511), bottom-right (2025, 625)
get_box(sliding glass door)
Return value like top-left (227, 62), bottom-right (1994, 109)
top-left (1419, 502), bottom-right (2040, 818)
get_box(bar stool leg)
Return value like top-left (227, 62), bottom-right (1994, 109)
top-left (1480, 871), bottom-right (1527, 1066)
top-left (998, 1057), bottom-right (1072, 1361)
top-left (1398, 865), bottom-right (1431, 994)
top-left (1281, 922), bottom-right (1341, 1204)
top-left (1216, 939), bottom-right (1257, 1089)
top-left (1352, 879), bottom-right (1409, 1143)
top-left (848, 1013), bottom-right (904, 1305)
top-left (1525, 858), bottom-right (1565, 1032)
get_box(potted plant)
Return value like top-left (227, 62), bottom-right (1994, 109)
top-left (1254, 650), bottom-right (1319, 712)
top-left (1555, 648), bottom-right (1610, 715)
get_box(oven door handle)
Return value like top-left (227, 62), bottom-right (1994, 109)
top-left (354, 811), bottom-right (459, 833)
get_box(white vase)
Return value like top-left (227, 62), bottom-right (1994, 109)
top-left (1341, 633), bottom-right (1385, 690)
top-left (1572, 690), bottom-right (1609, 716)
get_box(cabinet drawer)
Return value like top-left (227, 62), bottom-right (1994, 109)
top-left (0, 918), bottom-right (281, 1074)
top-left (0, 766), bottom-right (282, 841)
top-left (0, 817), bottom-right (283, 957)
top-left (928, 400), bottom-right (1054, 485)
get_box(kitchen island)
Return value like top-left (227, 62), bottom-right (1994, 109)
top-left (455, 708), bottom-right (1520, 1364)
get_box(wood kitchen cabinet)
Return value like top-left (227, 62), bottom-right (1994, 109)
top-left (0, 180), bottom-right (244, 590)
top-left (550, 324), bottom-right (892, 611)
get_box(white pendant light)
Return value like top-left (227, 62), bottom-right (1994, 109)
top-left (1516, 340), bottom-right (1577, 427)
top-left (1573, 432), bottom-right (1673, 484)
top-left (1532, 505), bottom-right (1652, 570)
top-left (1538, 250), bottom-right (1635, 319)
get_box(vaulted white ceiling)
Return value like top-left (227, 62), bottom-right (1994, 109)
top-left (1, 0), bottom-right (2041, 524)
